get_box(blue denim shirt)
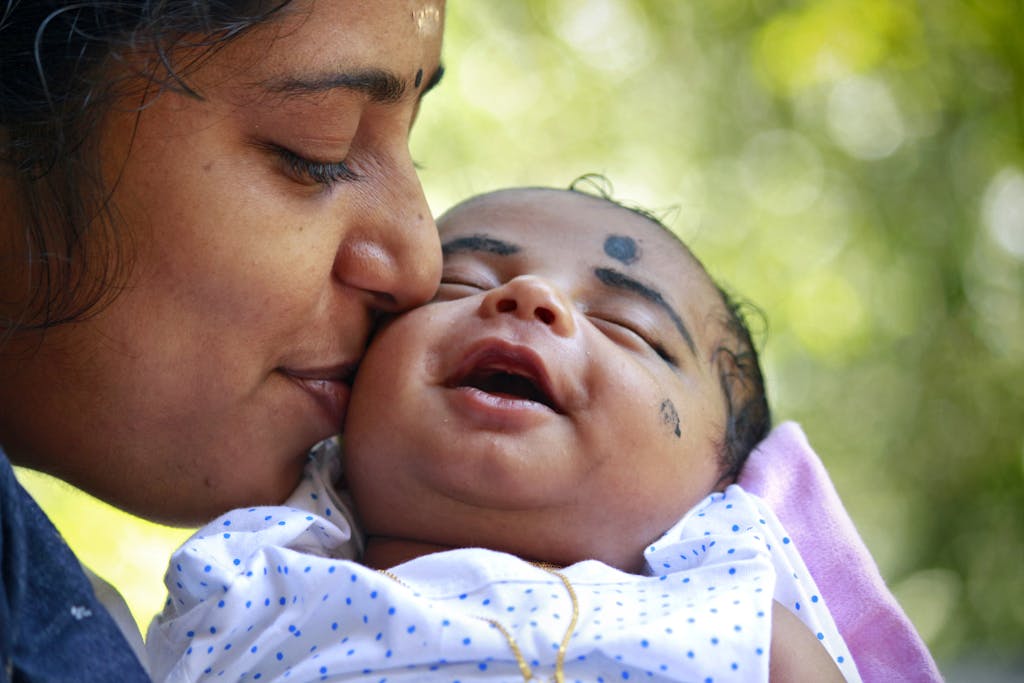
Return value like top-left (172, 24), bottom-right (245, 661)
top-left (0, 449), bottom-right (150, 682)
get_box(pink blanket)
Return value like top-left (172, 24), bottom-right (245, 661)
top-left (738, 421), bottom-right (943, 682)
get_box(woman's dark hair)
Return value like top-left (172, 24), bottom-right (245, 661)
top-left (567, 174), bottom-right (772, 479)
top-left (1, 1), bottom-right (294, 337)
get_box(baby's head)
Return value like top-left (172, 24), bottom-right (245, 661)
top-left (345, 186), bottom-right (769, 572)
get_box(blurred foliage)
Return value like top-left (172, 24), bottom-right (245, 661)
top-left (18, 0), bottom-right (1024, 675)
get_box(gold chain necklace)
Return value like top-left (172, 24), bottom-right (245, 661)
top-left (377, 562), bottom-right (579, 683)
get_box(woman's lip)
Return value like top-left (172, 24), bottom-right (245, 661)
top-left (280, 363), bottom-right (356, 430)
top-left (281, 361), bottom-right (357, 383)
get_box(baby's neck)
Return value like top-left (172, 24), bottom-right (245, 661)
top-left (360, 536), bottom-right (458, 570)
top-left (360, 535), bottom-right (645, 574)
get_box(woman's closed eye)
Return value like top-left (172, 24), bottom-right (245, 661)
top-left (270, 144), bottom-right (360, 187)
top-left (590, 316), bottom-right (677, 366)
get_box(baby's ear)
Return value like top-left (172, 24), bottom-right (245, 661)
top-left (711, 338), bottom-right (769, 481)
top-left (712, 339), bottom-right (753, 413)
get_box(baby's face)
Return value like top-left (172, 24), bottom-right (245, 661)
top-left (344, 188), bottom-right (730, 571)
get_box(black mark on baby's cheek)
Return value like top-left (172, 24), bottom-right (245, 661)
top-left (660, 399), bottom-right (681, 438)
top-left (415, 68), bottom-right (424, 88)
top-left (604, 235), bottom-right (638, 265)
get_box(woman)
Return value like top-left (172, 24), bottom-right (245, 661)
top-left (0, 1), bottom-right (446, 679)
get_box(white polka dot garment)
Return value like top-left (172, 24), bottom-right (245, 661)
top-left (146, 442), bottom-right (861, 682)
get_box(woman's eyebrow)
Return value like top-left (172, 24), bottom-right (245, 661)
top-left (441, 235), bottom-right (520, 256)
top-left (259, 65), bottom-right (443, 103)
top-left (594, 267), bottom-right (697, 356)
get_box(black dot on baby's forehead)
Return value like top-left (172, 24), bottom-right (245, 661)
top-left (414, 68), bottom-right (424, 88)
top-left (603, 235), bottom-right (639, 265)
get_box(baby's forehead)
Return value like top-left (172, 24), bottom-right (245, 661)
top-left (438, 188), bottom-right (728, 344)
top-left (437, 188), bottom-right (688, 256)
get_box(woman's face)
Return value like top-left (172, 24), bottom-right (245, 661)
top-left (0, 0), bottom-right (445, 524)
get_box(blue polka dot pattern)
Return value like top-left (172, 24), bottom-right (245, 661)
top-left (146, 439), bottom-right (861, 682)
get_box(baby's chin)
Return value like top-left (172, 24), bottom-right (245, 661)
top-left (350, 472), bottom-right (702, 575)
top-left (516, 545), bottom-right (650, 575)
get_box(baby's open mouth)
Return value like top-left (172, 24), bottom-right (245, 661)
top-left (446, 345), bottom-right (562, 413)
top-left (458, 368), bottom-right (556, 409)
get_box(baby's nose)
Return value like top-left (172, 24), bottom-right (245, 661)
top-left (479, 275), bottom-right (576, 337)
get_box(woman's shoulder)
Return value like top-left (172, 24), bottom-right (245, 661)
top-left (0, 448), bottom-right (150, 682)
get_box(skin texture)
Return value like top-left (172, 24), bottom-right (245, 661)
top-left (345, 188), bottom-right (733, 573)
top-left (0, 0), bottom-right (446, 525)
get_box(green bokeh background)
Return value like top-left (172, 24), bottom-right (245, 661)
top-left (17, 0), bottom-right (1024, 676)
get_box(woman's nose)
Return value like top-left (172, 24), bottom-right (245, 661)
top-left (479, 275), bottom-right (576, 337)
top-left (332, 147), bottom-right (442, 313)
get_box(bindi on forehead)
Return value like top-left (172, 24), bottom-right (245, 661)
top-left (603, 235), bottom-right (639, 265)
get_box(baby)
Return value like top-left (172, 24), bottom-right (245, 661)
top-left (147, 186), bottom-right (860, 682)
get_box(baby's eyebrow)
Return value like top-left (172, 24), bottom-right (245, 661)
top-left (594, 267), bottom-right (697, 356)
top-left (441, 235), bottom-right (520, 256)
